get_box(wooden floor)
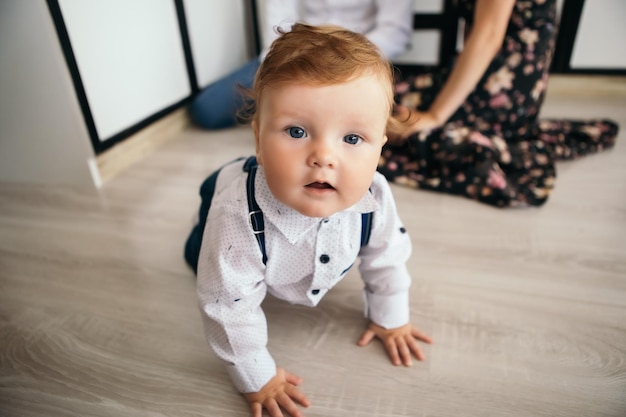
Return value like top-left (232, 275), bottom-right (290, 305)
top-left (1, 89), bottom-right (625, 417)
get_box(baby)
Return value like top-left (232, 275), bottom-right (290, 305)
top-left (186, 23), bottom-right (432, 417)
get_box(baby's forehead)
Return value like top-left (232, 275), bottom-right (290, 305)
top-left (256, 77), bottom-right (391, 131)
top-left (269, 70), bottom-right (389, 90)
top-left (261, 73), bottom-right (392, 103)
top-left (265, 78), bottom-right (389, 105)
top-left (251, 70), bottom-right (394, 127)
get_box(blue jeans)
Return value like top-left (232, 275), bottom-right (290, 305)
top-left (189, 58), bottom-right (261, 130)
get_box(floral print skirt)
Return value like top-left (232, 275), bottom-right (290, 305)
top-left (379, 71), bottom-right (619, 208)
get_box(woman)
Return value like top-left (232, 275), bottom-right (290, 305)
top-left (380, 0), bottom-right (619, 207)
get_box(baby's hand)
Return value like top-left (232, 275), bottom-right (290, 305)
top-left (244, 367), bottom-right (310, 417)
top-left (357, 322), bottom-right (432, 366)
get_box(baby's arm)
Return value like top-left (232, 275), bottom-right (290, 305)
top-left (197, 199), bottom-right (293, 399)
top-left (196, 173), bottom-right (314, 416)
top-left (357, 174), bottom-right (433, 363)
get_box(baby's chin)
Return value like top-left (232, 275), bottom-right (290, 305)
top-left (293, 206), bottom-right (341, 219)
top-left (279, 199), bottom-right (346, 219)
top-left (269, 187), bottom-right (366, 218)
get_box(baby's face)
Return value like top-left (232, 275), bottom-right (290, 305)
top-left (253, 74), bottom-right (389, 218)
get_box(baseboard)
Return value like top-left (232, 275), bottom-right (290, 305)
top-left (95, 107), bottom-right (190, 185)
top-left (547, 75), bottom-right (626, 97)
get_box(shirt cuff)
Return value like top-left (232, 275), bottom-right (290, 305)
top-left (363, 289), bottom-right (410, 329)
top-left (225, 349), bottom-right (277, 393)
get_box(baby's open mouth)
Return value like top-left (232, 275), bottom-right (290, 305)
top-left (306, 181), bottom-right (334, 190)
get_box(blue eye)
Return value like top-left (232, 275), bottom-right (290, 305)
top-left (287, 127), bottom-right (306, 139)
top-left (343, 134), bottom-right (362, 145)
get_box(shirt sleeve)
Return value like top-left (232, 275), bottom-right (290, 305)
top-left (358, 172), bottom-right (412, 329)
top-left (365, 0), bottom-right (414, 59)
top-left (258, 0), bottom-right (301, 60)
top-left (196, 182), bottom-right (276, 393)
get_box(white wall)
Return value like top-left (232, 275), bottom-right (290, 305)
top-left (57, 0), bottom-right (250, 141)
top-left (393, 0), bottom-right (445, 65)
top-left (0, 0), bottom-right (96, 187)
top-left (0, 0), bottom-right (250, 188)
top-left (185, 0), bottom-right (250, 88)
top-left (570, 0), bottom-right (626, 69)
top-left (58, 0), bottom-right (191, 141)
top-left (393, 30), bottom-right (441, 66)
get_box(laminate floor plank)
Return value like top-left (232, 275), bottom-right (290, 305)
top-left (1, 94), bottom-right (625, 417)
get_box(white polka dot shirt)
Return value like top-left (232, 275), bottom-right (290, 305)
top-left (196, 159), bottom-right (412, 393)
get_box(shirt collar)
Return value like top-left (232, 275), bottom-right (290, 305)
top-left (254, 166), bottom-right (379, 245)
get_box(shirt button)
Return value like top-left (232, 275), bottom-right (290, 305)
top-left (311, 289), bottom-right (320, 295)
top-left (400, 227), bottom-right (406, 233)
top-left (319, 254), bottom-right (330, 264)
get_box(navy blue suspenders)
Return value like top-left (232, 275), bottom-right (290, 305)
top-left (185, 156), bottom-right (373, 271)
top-left (242, 156), bottom-right (373, 265)
top-left (243, 157), bottom-right (268, 265)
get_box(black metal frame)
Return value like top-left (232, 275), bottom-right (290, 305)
top-left (174, 0), bottom-right (200, 95)
top-left (551, 0), bottom-right (626, 75)
top-left (248, 0), bottom-right (262, 57)
top-left (46, 0), bottom-right (198, 155)
top-left (46, 0), bottom-right (100, 153)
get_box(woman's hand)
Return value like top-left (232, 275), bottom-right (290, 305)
top-left (408, 111), bottom-right (441, 134)
top-left (389, 105), bottom-right (441, 143)
top-left (244, 367), bottom-right (310, 417)
top-left (357, 322), bottom-right (433, 366)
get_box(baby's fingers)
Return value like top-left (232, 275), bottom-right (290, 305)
top-left (283, 370), bottom-right (304, 387)
top-left (411, 327), bottom-right (433, 344)
top-left (285, 384), bottom-right (311, 408)
top-left (264, 398), bottom-right (284, 417)
top-left (357, 328), bottom-right (376, 346)
top-left (397, 338), bottom-right (413, 366)
top-left (250, 402), bottom-right (263, 417)
top-left (276, 392), bottom-right (305, 417)
top-left (383, 338), bottom-right (402, 366)
top-left (406, 336), bottom-right (425, 361)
